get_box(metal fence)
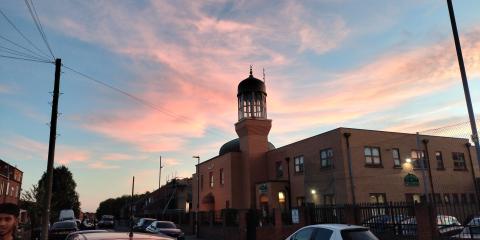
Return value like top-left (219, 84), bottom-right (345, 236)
top-left (309, 204), bottom-right (346, 224)
top-left (436, 202), bottom-right (480, 239)
top-left (359, 202), bottom-right (416, 240)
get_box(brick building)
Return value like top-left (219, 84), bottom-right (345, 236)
top-left (192, 70), bottom-right (479, 213)
top-left (0, 159), bottom-right (23, 204)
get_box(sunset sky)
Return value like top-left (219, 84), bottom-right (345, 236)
top-left (1, 0), bottom-right (480, 212)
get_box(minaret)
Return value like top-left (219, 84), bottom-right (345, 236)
top-left (235, 66), bottom-right (272, 209)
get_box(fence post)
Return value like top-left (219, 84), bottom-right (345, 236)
top-left (344, 205), bottom-right (360, 225)
top-left (415, 203), bottom-right (438, 240)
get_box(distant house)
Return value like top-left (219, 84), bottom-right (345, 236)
top-left (130, 178), bottom-right (192, 219)
top-left (0, 159), bottom-right (23, 204)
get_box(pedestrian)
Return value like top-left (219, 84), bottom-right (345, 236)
top-left (0, 203), bottom-right (20, 240)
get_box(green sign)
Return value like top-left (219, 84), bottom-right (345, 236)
top-left (404, 173), bottom-right (419, 186)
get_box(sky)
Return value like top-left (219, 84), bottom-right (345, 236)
top-left (1, 0), bottom-right (480, 212)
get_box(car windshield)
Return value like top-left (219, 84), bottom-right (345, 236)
top-left (341, 229), bottom-right (379, 240)
top-left (156, 222), bottom-right (176, 229)
top-left (52, 221), bottom-right (77, 229)
top-left (142, 219), bottom-right (155, 227)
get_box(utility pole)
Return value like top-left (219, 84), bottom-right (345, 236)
top-left (192, 155), bottom-right (200, 238)
top-left (159, 156), bottom-right (163, 189)
top-left (129, 176), bottom-right (135, 238)
top-left (41, 58), bottom-right (61, 240)
top-left (447, 0), bottom-right (480, 168)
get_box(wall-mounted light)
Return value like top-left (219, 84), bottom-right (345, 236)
top-left (310, 189), bottom-right (316, 195)
top-left (278, 192), bottom-right (285, 203)
top-left (405, 158), bottom-right (412, 163)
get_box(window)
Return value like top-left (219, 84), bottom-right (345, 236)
top-left (200, 175), bottom-right (204, 190)
top-left (209, 172), bottom-right (214, 188)
top-left (220, 168), bottom-right (224, 185)
top-left (320, 149), bottom-right (333, 168)
top-left (292, 227), bottom-right (314, 240)
top-left (369, 193), bottom-right (386, 204)
top-left (364, 147), bottom-right (382, 166)
top-left (278, 192), bottom-right (286, 204)
top-left (275, 161), bottom-right (283, 178)
top-left (392, 148), bottom-right (401, 167)
top-left (314, 228), bottom-right (334, 240)
top-left (411, 150), bottom-right (426, 169)
top-left (444, 194), bottom-right (450, 204)
top-left (435, 151), bottom-right (444, 170)
top-left (324, 194), bottom-right (335, 205)
top-left (452, 152), bottom-right (466, 170)
top-left (294, 156), bottom-right (304, 173)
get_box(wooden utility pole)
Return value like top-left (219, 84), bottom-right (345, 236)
top-left (159, 156), bottom-right (163, 189)
top-left (41, 58), bottom-right (61, 240)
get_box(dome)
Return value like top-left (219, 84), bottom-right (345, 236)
top-left (237, 74), bottom-right (266, 96)
top-left (219, 138), bottom-right (275, 155)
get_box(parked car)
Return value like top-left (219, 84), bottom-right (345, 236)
top-left (97, 215), bottom-right (115, 228)
top-left (363, 214), bottom-right (407, 233)
top-left (65, 231), bottom-right (173, 240)
top-left (146, 221), bottom-right (185, 240)
top-left (133, 218), bottom-right (157, 232)
top-left (399, 215), bottom-right (463, 237)
top-left (285, 224), bottom-right (379, 240)
top-left (451, 217), bottom-right (480, 239)
top-left (49, 220), bottom-right (79, 240)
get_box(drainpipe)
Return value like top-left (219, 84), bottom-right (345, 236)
top-left (343, 133), bottom-right (356, 206)
top-left (466, 143), bottom-right (479, 204)
top-left (422, 139), bottom-right (436, 207)
top-left (285, 157), bottom-right (292, 211)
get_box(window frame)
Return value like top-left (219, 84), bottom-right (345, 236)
top-left (392, 148), bottom-right (401, 168)
top-left (452, 152), bottom-right (467, 170)
top-left (275, 161), bottom-right (283, 178)
top-left (435, 151), bottom-right (445, 170)
top-left (369, 193), bottom-right (387, 204)
top-left (209, 171), bottom-right (214, 188)
top-left (220, 168), bottom-right (225, 186)
top-left (411, 150), bottom-right (426, 169)
top-left (320, 148), bottom-right (334, 169)
top-left (294, 155), bottom-right (304, 174)
top-left (364, 146), bottom-right (382, 167)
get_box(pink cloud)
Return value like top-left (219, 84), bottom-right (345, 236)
top-left (101, 153), bottom-right (135, 161)
top-left (88, 161), bottom-right (119, 169)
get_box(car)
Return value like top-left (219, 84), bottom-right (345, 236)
top-left (399, 215), bottom-right (464, 237)
top-left (133, 218), bottom-right (157, 232)
top-left (97, 215), bottom-right (115, 228)
top-left (145, 221), bottom-right (185, 240)
top-left (65, 231), bottom-right (174, 240)
top-left (49, 220), bottom-right (79, 240)
top-left (285, 224), bottom-right (379, 240)
top-left (363, 214), bottom-right (407, 233)
top-left (451, 217), bottom-right (480, 239)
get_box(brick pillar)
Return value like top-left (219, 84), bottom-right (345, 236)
top-left (344, 205), bottom-right (360, 225)
top-left (415, 203), bottom-right (438, 240)
top-left (274, 208), bottom-right (283, 239)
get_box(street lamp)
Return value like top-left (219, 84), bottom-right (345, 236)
top-left (192, 155), bottom-right (200, 238)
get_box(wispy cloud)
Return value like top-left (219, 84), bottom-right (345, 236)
top-left (88, 161), bottom-right (120, 169)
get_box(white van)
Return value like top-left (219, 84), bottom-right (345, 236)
top-left (59, 209), bottom-right (75, 221)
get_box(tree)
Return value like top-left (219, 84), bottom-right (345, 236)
top-left (37, 166), bottom-right (81, 223)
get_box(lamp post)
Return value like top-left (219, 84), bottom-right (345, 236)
top-left (192, 155), bottom-right (200, 238)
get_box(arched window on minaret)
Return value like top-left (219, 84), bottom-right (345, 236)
top-left (237, 66), bottom-right (267, 121)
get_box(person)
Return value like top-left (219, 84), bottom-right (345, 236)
top-left (0, 203), bottom-right (20, 240)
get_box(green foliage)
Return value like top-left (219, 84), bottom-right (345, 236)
top-left (96, 193), bottom-right (148, 219)
top-left (36, 165), bottom-right (81, 223)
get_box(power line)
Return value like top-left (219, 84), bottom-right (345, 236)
top-left (0, 54), bottom-right (52, 63)
top-left (0, 34), bottom-right (49, 62)
top-left (62, 65), bottom-right (229, 139)
top-left (24, 0), bottom-right (54, 59)
top-left (0, 8), bottom-right (50, 60)
top-left (0, 45), bottom-right (50, 62)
